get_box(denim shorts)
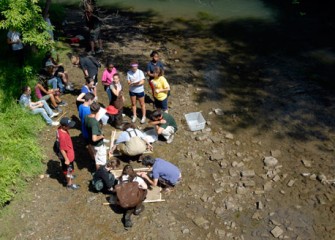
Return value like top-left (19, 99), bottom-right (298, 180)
top-left (129, 91), bottom-right (144, 98)
top-left (154, 97), bottom-right (168, 111)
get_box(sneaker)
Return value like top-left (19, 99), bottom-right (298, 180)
top-left (58, 101), bottom-right (68, 106)
top-left (103, 139), bottom-right (110, 143)
top-left (124, 218), bottom-right (133, 228)
top-left (51, 121), bottom-right (59, 126)
top-left (140, 116), bottom-right (146, 124)
top-left (134, 204), bottom-right (145, 215)
top-left (66, 174), bottom-right (76, 179)
top-left (96, 49), bottom-right (104, 54)
top-left (67, 184), bottom-right (80, 190)
top-left (50, 112), bottom-right (59, 118)
top-left (55, 107), bottom-right (63, 113)
top-left (65, 85), bottom-right (74, 91)
top-left (131, 116), bottom-right (137, 123)
top-left (166, 133), bottom-right (175, 144)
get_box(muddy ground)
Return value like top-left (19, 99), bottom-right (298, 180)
top-left (0, 7), bottom-right (335, 240)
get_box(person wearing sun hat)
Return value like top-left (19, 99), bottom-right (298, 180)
top-left (105, 105), bottom-right (122, 128)
top-left (56, 117), bottom-right (80, 190)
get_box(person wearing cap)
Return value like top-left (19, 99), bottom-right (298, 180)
top-left (101, 60), bottom-right (117, 103)
top-left (19, 86), bottom-right (59, 126)
top-left (85, 102), bottom-right (107, 170)
top-left (57, 117), bottom-right (80, 190)
top-left (127, 60), bottom-right (146, 124)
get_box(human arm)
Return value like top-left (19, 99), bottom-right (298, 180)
top-left (148, 118), bottom-right (166, 126)
top-left (138, 172), bottom-right (158, 187)
top-left (60, 149), bottom-right (70, 165)
top-left (101, 70), bottom-right (109, 86)
top-left (29, 101), bottom-right (44, 110)
top-left (92, 134), bottom-right (104, 142)
top-left (76, 92), bottom-right (86, 102)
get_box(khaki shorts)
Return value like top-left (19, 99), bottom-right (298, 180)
top-left (93, 144), bottom-right (107, 166)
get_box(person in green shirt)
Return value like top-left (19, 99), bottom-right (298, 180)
top-left (149, 109), bottom-right (177, 144)
top-left (85, 102), bottom-right (106, 169)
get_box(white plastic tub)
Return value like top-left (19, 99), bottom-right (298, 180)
top-left (184, 112), bottom-right (206, 131)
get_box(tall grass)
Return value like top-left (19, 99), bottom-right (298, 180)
top-left (0, 33), bottom-right (46, 207)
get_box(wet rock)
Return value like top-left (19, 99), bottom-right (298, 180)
top-left (241, 170), bottom-right (255, 177)
top-left (270, 150), bottom-right (281, 158)
top-left (271, 226), bottom-right (283, 238)
top-left (263, 156), bottom-right (278, 167)
top-left (301, 159), bottom-right (312, 168)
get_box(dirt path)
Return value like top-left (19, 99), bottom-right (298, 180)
top-left (0, 8), bottom-right (335, 240)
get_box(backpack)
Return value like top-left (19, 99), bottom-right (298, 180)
top-left (114, 181), bottom-right (145, 208)
top-left (121, 129), bottom-right (147, 156)
top-left (91, 171), bottom-right (115, 192)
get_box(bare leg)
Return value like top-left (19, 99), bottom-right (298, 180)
top-left (130, 95), bottom-right (137, 117)
top-left (49, 94), bottom-right (58, 108)
top-left (138, 97), bottom-right (146, 118)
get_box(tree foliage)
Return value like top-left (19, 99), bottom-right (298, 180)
top-left (0, 0), bottom-right (52, 49)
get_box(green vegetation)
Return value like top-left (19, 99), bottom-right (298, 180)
top-left (0, 0), bottom-right (69, 208)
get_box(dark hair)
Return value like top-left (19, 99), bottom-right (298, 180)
top-left (151, 109), bottom-right (163, 119)
top-left (106, 158), bottom-right (120, 169)
top-left (122, 122), bottom-right (136, 131)
top-left (106, 59), bottom-right (114, 68)
top-left (130, 59), bottom-right (138, 65)
top-left (142, 156), bottom-right (156, 167)
top-left (121, 164), bottom-right (137, 182)
top-left (90, 102), bottom-right (100, 113)
top-left (45, 51), bottom-right (52, 58)
top-left (150, 50), bottom-right (159, 58)
top-left (84, 92), bottom-right (95, 101)
top-left (85, 77), bottom-right (94, 85)
top-left (153, 66), bottom-right (163, 77)
top-left (22, 86), bottom-right (29, 93)
top-left (113, 73), bottom-right (119, 78)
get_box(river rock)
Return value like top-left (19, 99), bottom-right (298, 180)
top-left (215, 228), bottom-right (226, 238)
top-left (271, 226), bottom-right (283, 238)
top-left (263, 156), bottom-right (278, 167)
top-left (241, 170), bottom-right (255, 177)
top-left (193, 216), bottom-right (209, 229)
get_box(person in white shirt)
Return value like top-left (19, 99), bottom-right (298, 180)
top-left (127, 60), bottom-right (146, 124)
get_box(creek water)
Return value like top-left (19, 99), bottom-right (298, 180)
top-left (58, 0), bottom-right (274, 21)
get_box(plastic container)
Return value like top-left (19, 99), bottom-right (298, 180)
top-left (184, 112), bottom-right (206, 131)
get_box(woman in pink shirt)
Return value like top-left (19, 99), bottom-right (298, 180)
top-left (101, 60), bottom-right (117, 104)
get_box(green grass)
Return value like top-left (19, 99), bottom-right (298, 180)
top-left (0, 28), bottom-right (54, 207)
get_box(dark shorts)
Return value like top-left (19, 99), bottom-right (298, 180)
top-left (90, 27), bottom-right (101, 41)
top-left (129, 91), bottom-right (145, 98)
top-left (60, 157), bottom-right (75, 175)
top-left (154, 97), bottom-right (168, 111)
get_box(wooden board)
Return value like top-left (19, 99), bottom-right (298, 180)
top-left (111, 168), bottom-right (164, 203)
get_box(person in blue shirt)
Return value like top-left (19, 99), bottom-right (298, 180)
top-left (138, 156), bottom-right (181, 193)
top-left (78, 92), bottom-right (95, 141)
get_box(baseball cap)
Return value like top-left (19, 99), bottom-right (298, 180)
top-left (106, 105), bottom-right (118, 115)
top-left (60, 117), bottom-right (75, 128)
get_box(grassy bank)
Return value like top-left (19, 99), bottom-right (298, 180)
top-left (0, 53), bottom-right (45, 207)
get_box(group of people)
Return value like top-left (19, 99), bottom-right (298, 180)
top-left (56, 50), bottom-right (180, 228)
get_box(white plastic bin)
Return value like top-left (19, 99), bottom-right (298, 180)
top-left (185, 112), bottom-right (206, 131)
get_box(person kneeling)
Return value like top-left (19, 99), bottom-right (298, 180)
top-left (92, 159), bottom-right (120, 192)
top-left (115, 165), bottom-right (147, 228)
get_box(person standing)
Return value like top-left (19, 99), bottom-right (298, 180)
top-left (19, 86), bottom-right (59, 126)
top-left (7, 29), bottom-right (24, 66)
top-left (78, 92), bottom-right (95, 142)
top-left (146, 51), bottom-right (164, 97)
top-left (151, 66), bottom-right (170, 112)
top-left (85, 10), bottom-right (103, 55)
top-left (85, 102), bottom-right (107, 169)
top-left (57, 117), bottom-right (80, 190)
top-left (101, 60), bottom-right (117, 103)
top-left (127, 60), bottom-right (146, 124)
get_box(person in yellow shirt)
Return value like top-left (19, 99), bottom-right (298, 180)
top-left (151, 67), bottom-right (170, 112)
